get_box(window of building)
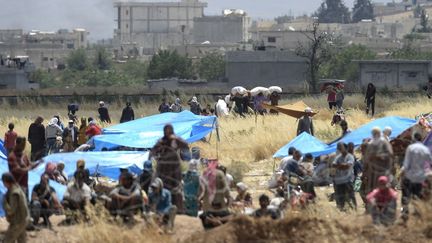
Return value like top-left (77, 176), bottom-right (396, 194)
top-left (126, 10), bottom-right (129, 15)
top-left (407, 71), bottom-right (418, 78)
top-left (268, 37), bottom-right (276, 43)
top-left (43, 57), bottom-right (49, 61)
top-left (126, 24), bottom-right (129, 29)
top-left (67, 43), bottom-right (74, 49)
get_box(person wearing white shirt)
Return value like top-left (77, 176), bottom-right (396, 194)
top-left (401, 133), bottom-right (432, 220)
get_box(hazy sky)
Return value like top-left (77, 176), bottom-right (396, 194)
top-left (0, 0), bottom-right (391, 40)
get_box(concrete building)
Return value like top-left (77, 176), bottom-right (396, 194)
top-left (225, 51), bottom-right (308, 91)
top-left (357, 60), bottom-right (430, 90)
top-left (114, 0), bottom-right (207, 56)
top-left (193, 12), bottom-right (251, 44)
top-left (0, 65), bottom-right (39, 90)
top-left (0, 29), bottom-right (23, 43)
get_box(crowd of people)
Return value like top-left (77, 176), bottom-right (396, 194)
top-left (1, 87), bottom-right (432, 241)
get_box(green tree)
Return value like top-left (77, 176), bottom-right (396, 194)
top-left (197, 53), bottom-right (225, 81)
top-left (319, 44), bottom-right (376, 82)
top-left (296, 22), bottom-right (333, 92)
top-left (388, 41), bottom-right (432, 59)
top-left (116, 60), bottom-right (148, 83)
top-left (316, 0), bottom-right (351, 24)
top-left (93, 47), bottom-right (112, 70)
top-left (352, 0), bottom-right (374, 23)
top-left (148, 50), bottom-right (193, 79)
top-left (66, 48), bottom-right (89, 71)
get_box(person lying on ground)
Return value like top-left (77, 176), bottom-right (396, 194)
top-left (366, 176), bottom-right (397, 226)
top-left (107, 172), bottom-right (144, 220)
top-left (253, 194), bottom-right (279, 220)
top-left (30, 174), bottom-right (62, 227)
top-left (148, 177), bottom-right (177, 233)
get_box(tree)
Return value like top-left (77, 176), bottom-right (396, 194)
top-left (388, 41), bottom-right (432, 60)
top-left (148, 50), bottom-right (193, 79)
top-left (414, 4), bottom-right (422, 18)
top-left (66, 48), bottom-right (89, 71)
top-left (316, 0), bottom-right (351, 24)
top-left (93, 47), bottom-right (112, 70)
top-left (295, 22), bottom-right (333, 92)
top-left (319, 44), bottom-right (376, 82)
top-left (352, 0), bottom-right (374, 23)
top-left (197, 52), bottom-right (225, 81)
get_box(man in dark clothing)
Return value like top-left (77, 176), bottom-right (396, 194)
top-left (120, 102), bottom-right (135, 123)
top-left (139, 160), bottom-right (153, 195)
top-left (365, 83), bottom-right (376, 117)
top-left (63, 120), bottom-right (79, 152)
top-left (30, 174), bottom-right (62, 227)
top-left (231, 94), bottom-right (245, 117)
top-left (98, 101), bottom-right (111, 123)
top-left (253, 194), bottom-right (279, 219)
top-left (28, 116), bottom-right (46, 161)
top-left (297, 107), bottom-right (314, 136)
top-left (158, 98), bottom-right (171, 113)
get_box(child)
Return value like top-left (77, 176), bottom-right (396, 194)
top-left (367, 176), bottom-right (397, 226)
top-left (4, 123), bottom-right (17, 155)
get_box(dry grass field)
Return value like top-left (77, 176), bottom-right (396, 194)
top-left (1, 93), bottom-right (432, 242)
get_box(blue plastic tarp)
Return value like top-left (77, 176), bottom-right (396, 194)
top-left (92, 111), bottom-right (217, 150)
top-left (274, 116), bottom-right (417, 158)
top-left (0, 139), bottom-right (7, 160)
top-left (273, 132), bottom-right (335, 158)
top-left (0, 151), bottom-right (149, 217)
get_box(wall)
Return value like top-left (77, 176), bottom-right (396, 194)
top-left (359, 61), bottom-right (429, 90)
top-left (193, 15), bottom-right (250, 44)
top-left (225, 51), bottom-right (308, 91)
top-left (0, 67), bottom-right (39, 90)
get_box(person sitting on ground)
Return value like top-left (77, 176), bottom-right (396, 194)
top-left (62, 169), bottom-right (92, 223)
top-left (188, 96), bottom-right (202, 115)
top-left (253, 194), bottom-right (279, 220)
top-left (170, 98), bottom-right (183, 113)
top-left (366, 176), bottom-right (397, 226)
top-left (98, 101), bottom-right (111, 123)
top-left (108, 172), bottom-right (144, 220)
top-left (2, 172), bottom-right (30, 243)
top-left (183, 160), bottom-right (200, 217)
top-left (278, 147), bottom-right (296, 172)
top-left (76, 159), bottom-right (95, 188)
top-left (299, 153), bottom-right (316, 199)
top-left (148, 178), bottom-right (177, 233)
top-left (4, 122), bottom-right (17, 155)
top-left (120, 101), bottom-right (135, 123)
top-left (30, 174), bottom-right (62, 227)
top-left (57, 162), bottom-right (68, 184)
top-left (233, 182), bottom-right (253, 208)
top-left (158, 98), bottom-right (171, 113)
top-left (383, 126), bottom-right (392, 141)
top-left (199, 166), bottom-right (232, 230)
top-left (85, 118), bottom-right (102, 139)
top-left (139, 160), bottom-right (153, 195)
top-left (52, 136), bottom-right (63, 153)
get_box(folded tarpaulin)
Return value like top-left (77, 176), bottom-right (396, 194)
top-left (273, 132), bottom-right (334, 158)
top-left (92, 110), bottom-right (217, 150)
top-left (263, 101), bottom-right (318, 119)
top-left (328, 116), bottom-right (417, 148)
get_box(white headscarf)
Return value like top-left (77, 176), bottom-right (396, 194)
top-left (49, 117), bottom-right (58, 126)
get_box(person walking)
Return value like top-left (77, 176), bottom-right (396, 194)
top-left (2, 172), bottom-right (30, 243)
top-left (365, 83), bottom-right (376, 116)
top-left (28, 116), bottom-right (45, 161)
top-left (297, 107), bottom-right (314, 136)
top-left (4, 123), bottom-right (18, 155)
top-left (120, 102), bottom-right (135, 123)
top-left (98, 101), bottom-right (111, 123)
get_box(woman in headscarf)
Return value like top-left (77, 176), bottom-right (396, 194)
top-left (233, 182), bottom-right (253, 208)
top-left (188, 96), bottom-right (202, 115)
top-left (362, 127), bottom-right (394, 198)
top-left (151, 124), bottom-right (189, 214)
top-left (199, 163), bottom-right (232, 229)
